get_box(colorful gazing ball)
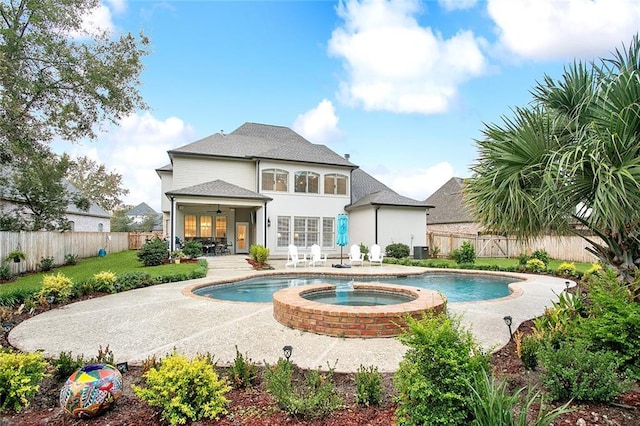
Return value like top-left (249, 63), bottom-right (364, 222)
top-left (59, 363), bottom-right (123, 419)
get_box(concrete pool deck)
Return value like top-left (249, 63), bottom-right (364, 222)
top-left (8, 256), bottom-right (573, 373)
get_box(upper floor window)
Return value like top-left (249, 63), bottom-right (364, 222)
top-left (97, 223), bottom-right (103, 232)
top-left (324, 174), bottom-right (348, 195)
top-left (294, 171), bottom-right (319, 193)
top-left (262, 168), bottom-right (288, 192)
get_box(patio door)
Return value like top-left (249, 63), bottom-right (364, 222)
top-left (235, 222), bottom-right (249, 253)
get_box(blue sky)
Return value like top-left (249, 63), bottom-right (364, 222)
top-left (53, 0), bottom-right (640, 211)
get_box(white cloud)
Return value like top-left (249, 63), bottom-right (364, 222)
top-left (328, 0), bottom-right (487, 115)
top-left (371, 161), bottom-right (454, 200)
top-left (56, 112), bottom-right (195, 212)
top-left (292, 99), bottom-right (343, 144)
top-left (488, 0), bottom-right (640, 60)
top-left (439, 0), bottom-right (477, 12)
top-left (106, 0), bottom-right (127, 14)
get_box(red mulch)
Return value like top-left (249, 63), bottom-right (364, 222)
top-left (1, 294), bottom-right (639, 425)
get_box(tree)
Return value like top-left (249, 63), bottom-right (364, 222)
top-left (466, 35), bottom-right (640, 293)
top-left (0, 152), bottom-right (89, 230)
top-left (66, 155), bottom-right (129, 212)
top-left (0, 0), bottom-right (149, 163)
top-left (137, 213), bottom-right (159, 232)
top-left (110, 205), bottom-right (134, 232)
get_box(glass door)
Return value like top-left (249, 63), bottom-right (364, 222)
top-left (235, 222), bottom-right (249, 253)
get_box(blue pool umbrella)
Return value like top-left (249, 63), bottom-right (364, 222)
top-left (336, 214), bottom-right (349, 265)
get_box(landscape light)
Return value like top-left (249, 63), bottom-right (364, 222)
top-left (282, 345), bottom-right (293, 361)
top-left (503, 315), bottom-right (513, 340)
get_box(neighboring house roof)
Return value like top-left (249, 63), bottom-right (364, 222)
top-left (347, 169), bottom-right (433, 210)
top-left (425, 177), bottom-right (475, 224)
top-left (127, 202), bottom-right (157, 217)
top-left (168, 123), bottom-right (357, 168)
top-left (166, 179), bottom-right (272, 201)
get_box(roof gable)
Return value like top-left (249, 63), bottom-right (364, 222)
top-left (425, 177), bottom-right (475, 224)
top-left (166, 179), bottom-right (272, 201)
top-left (349, 169), bottom-right (432, 210)
top-left (127, 202), bottom-right (157, 216)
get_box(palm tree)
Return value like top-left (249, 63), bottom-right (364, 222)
top-left (466, 35), bottom-right (640, 296)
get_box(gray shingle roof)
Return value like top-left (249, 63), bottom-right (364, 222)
top-left (348, 169), bottom-right (433, 210)
top-left (166, 179), bottom-right (272, 201)
top-left (424, 177), bottom-right (475, 224)
top-left (169, 123), bottom-right (357, 167)
top-left (127, 202), bottom-right (158, 216)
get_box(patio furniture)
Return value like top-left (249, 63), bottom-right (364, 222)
top-left (369, 244), bottom-right (384, 266)
top-left (348, 244), bottom-right (364, 266)
top-left (286, 244), bottom-right (307, 268)
top-left (309, 244), bottom-right (327, 267)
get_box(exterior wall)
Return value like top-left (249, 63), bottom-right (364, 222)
top-left (158, 170), bottom-right (173, 214)
top-left (349, 209), bottom-right (376, 248)
top-left (427, 222), bottom-right (482, 235)
top-left (67, 213), bottom-right (110, 232)
top-left (377, 207), bottom-right (427, 251)
top-left (172, 156), bottom-right (256, 191)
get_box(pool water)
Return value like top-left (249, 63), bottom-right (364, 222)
top-left (193, 274), bottom-right (514, 303)
top-left (303, 289), bottom-right (415, 306)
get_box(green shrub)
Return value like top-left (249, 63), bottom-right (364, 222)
top-left (228, 346), bottom-right (257, 389)
top-left (385, 243), bottom-right (410, 259)
top-left (137, 238), bottom-right (168, 267)
top-left (263, 359), bottom-right (344, 419)
top-left (540, 340), bottom-right (631, 402)
top-left (90, 344), bottom-right (115, 365)
top-left (39, 272), bottom-right (74, 303)
top-left (525, 258), bottom-right (545, 272)
top-left (517, 252), bottom-right (530, 266)
top-left (64, 253), bottom-right (79, 266)
top-left (71, 278), bottom-right (96, 297)
top-left (519, 335), bottom-right (539, 371)
top-left (38, 256), bottom-right (55, 272)
top-left (359, 243), bottom-right (369, 261)
top-left (0, 265), bottom-right (13, 281)
top-left (116, 271), bottom-right (155, 290)
top-left (133, 351), bottom-right (231, 426)
top-left (467, 369), bottom-right (573, 426)
top-left (555, 262), bottom-right (576, 276)
top-left (182, 239), bottom-right (203, 258)
top-left (52, 351), bottom-right (86, 380)
top-left (355, 364), bottom-right (384, 406)
top-left (249, 244), bottom-right (270, 264)
top-left (0, 350), bottom-right (49, 413)
top-left (93, 271), bottom-right (117, 293)
top-left (531, 249), bottom-right (550, 267)
top-left (394, 312), bottom-right (489, 425)
top-left (452, 240), bottom-right (476, 265)
top-left (582, 263), bottom-right (603, 281)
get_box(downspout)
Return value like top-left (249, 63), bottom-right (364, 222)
top-left (374, 206), bottom-right (380, 244)
top-left (264, 202), bottom-right (268, 249)
top-left (170, 196), bottom-right (176, 252)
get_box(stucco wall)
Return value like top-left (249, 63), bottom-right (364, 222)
top-left (66, 213), bottom-right (110, 232)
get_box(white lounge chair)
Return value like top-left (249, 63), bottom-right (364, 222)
top-left (309, 244), bottom-right (327, 267)
top-left (369, 244), bottom-right (384, 266)
top-left (286, 244), bottom-right (307, 268)
top-left (348, 244), bottom-right (364, 266)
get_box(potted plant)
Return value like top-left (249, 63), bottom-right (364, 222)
top-left (5, 250), bottom-right (26, 263)
top-left (170, 250), bottom-right (185, 264)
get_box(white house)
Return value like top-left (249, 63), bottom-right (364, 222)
top-left (157, 123), bottom-right (432, 257)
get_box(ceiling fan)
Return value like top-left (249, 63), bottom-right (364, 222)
top-left (205, 204), bottom-right (222, 214)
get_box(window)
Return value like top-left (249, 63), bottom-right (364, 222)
top-left (294, 217), bottom-right (319, 247)
top-left (324, 174), bottom-right (348, 195)
top-left (200, 216), bottom-right (212, 238)
top-left (294, 171), bottom-right (319, 193)
top-left (184, 215), bottom-right (197, 238)
top-left (277, 216), bottom-right (290, 248)
top-left (322, 217), bottom-right (335, 248)
top-left (215, 216), bottom-right (227, 239)
top-left (97, 223), bottom-right (103, 232)
top-left (262, 168), bottom-right (288, 192)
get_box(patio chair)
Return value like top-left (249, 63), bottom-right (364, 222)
top-left (348, 244), bottom-right (364, 266)
top-left (309, 244), bottom-right (328, 267)
top-left (369, 244), bottom-right (384, 266)
top-left (286, 244), bottom-right (307, 268)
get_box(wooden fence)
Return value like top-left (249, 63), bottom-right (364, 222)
top-left (128, 231), bottom-right (164, 250)
top-left (0, 231), bottom-right (129, 274)
top-left (427, 232), bottom-right (602, 263)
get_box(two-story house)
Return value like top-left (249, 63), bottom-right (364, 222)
top-left (157, 122), bottom-right (431, 257)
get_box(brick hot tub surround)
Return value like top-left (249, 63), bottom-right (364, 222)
top-left (272, 283), bottom-right (446, 338)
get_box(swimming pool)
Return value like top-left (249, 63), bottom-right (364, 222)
top-left (192, 273), bottom-right (514, 303)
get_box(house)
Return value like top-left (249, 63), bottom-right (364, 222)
top-left (156, 122), bottom-right (432, 256)
top-left (126, 202), bottom-right (162, 231)
top-left (0, 176), bottom-right (111, 232)
top-left (424, 177), bottom-right (481, 234)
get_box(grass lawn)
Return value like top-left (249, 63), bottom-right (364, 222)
top-left (0, 250), bottom-right (204, 296)
top-left (419, 257), bottom-right (595, 274)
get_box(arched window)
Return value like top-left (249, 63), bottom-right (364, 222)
top-left (324, 173), bottom-right (348, 195)
top-left (294, 171), bottom-right (319, 193)
top-left (262, 168), bottom-right (288, 191)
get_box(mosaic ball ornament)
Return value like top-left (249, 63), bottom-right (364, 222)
top-left (59, 363), bottom-right (123, 418)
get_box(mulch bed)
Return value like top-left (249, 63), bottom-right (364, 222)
top-left (1, 290), bottom-right (639, 425)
